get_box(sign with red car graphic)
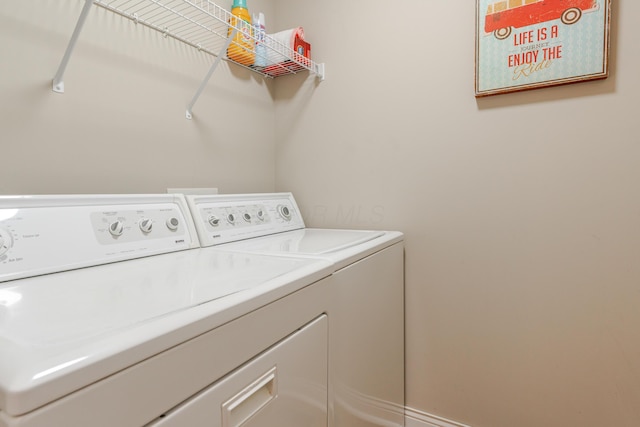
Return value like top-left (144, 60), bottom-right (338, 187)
top-left (475, 0), bottom-right (611, 96)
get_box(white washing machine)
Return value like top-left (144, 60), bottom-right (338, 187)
top-left (186, 193), bottom-right (405, 427)
top-left (0, 194), bottom-right (334, 427)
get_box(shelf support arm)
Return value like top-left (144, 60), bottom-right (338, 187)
top-left (186, 29), bottom-right (237, 120)
top-left (52, 0), bottom-right (94, 93)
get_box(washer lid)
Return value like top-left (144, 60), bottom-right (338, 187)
top-left (1, 250), bottom-right (306, 347)
top-left (0, 248), bottom-right (333, 416)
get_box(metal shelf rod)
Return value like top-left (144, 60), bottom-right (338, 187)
top-left (52, 0), bottom-right (94, 93)
top-left (186, 28), bottom-right (237, 120)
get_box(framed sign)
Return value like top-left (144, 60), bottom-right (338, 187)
top-left (475, 0), bottom-right (611, 97)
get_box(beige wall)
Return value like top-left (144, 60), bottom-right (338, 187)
top-left (2, 1), bottom-right (640, 427)
top-left (274, 0), bottom-right (640, 426)
top-left (0, 0), bottom-right (277, 195)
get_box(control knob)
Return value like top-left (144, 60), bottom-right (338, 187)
top-left (277, 205), bottom-right (292, 221)
top-left (139, 218), bottom-right (153, 233)
top-left (257, 209), bottom-right (265, 221)
top-left (243, 213), bottom-right (252, 222)
top-left (109, 220), bottom-right (125, 237)
top-left (227, 213), bottom-right (236, 225)
top-left (208, 215), bottom-right (220, 227)
top-left (0, 228), bottom-right (13, 257)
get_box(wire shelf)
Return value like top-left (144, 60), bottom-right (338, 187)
top-left (52, 0), bottom-right (324, 118)
top-left (93, 0), bottom-right (324, 79)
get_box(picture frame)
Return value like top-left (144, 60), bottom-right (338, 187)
top-left (475, 0), bottom-right (611, 97)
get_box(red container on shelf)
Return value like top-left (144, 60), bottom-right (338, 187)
top-left (263, 33), bottom-right (311, 77)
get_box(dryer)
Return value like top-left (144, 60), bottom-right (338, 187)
top-left (186, 193), bottom-right (405, 427)
top-left (0, 194), bottom-right (334, 427)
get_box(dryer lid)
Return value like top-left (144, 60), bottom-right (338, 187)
top-left (222, 229), bottom-right (386, 255)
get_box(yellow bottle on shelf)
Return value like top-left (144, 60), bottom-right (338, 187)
top-left (227, 0), bottom-right (255, 66)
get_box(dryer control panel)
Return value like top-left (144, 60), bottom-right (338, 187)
top-left (0, 195), bottom-right (199, 283)
top-left (187, 193), bottom-right (305, 247)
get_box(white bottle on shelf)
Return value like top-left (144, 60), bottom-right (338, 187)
top-left (254, 12), bottom-right (267, 69)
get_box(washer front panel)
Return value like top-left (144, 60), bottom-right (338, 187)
top-left (0, 195), bottom-right (199, 283)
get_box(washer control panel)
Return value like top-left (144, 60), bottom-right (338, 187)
top-left (187, 193), bottom-right (305, 247)
top-left (0, 195), bottom-right (198, 283)
top-left (91, 208), bottom-right (187, 245)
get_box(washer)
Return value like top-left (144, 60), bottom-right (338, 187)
top-left (0, 194), bottom-right (334, 427)
top-left (186, 193), bottom-right (405, 427)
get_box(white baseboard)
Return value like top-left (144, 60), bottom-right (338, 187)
top-left (405, 407), bottom-right (471, 427)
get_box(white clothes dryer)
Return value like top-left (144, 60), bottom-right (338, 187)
top-left (186, 193), bottom-right (405, 427)
top-left (0, 194), bottom-right (334, 427)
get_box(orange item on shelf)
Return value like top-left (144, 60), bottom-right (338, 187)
top-left (227, 0), bottom-right (255, 66)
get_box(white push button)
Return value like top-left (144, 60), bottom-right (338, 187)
top-left (166, 217), bottom-right (180, 231)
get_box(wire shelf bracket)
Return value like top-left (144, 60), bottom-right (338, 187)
top-left (186, 28), bottom-right (236, 120)
top-left (52, 0), bottom-right (94, 93)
